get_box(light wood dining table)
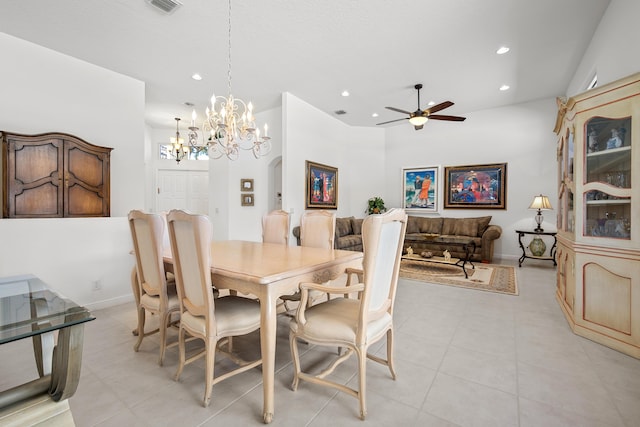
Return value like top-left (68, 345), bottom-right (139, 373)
top-left (161, 240), bottom-right (363, 423)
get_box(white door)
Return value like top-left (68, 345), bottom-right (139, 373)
top-left (157, 170), bottom-right (209, 214)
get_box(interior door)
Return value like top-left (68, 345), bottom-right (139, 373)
top-left (156, 170), bottom-right (208, 214)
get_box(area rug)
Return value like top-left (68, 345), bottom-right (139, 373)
top-left (399, 259), bottom-right (518, 295)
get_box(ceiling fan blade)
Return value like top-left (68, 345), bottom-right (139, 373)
top-left (385, 106), bottom-right (412, 115)
top-left (425, 101), bottom-right (454, 114)
top-left (428, 114), bottom-right (466, 121)
top-left (376, 117), bottom-right (409, 125)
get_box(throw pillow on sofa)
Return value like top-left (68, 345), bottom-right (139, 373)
top-left (336, 216), bottom-right (354, 237)
top-left (351, 218), bottom-right (363, 235)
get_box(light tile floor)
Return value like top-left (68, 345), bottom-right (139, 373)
top-left (2, 260), bottom-right (640, 426)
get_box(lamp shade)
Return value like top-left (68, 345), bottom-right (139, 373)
top-left (529, 194), bottom-right (553, 211)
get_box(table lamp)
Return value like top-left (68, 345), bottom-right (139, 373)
top-left (529, 194), bottom-right (553, 232)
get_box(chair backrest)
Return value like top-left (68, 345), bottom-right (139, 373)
top-left (262, 210), bottom-right (290, 245)
top-left (357, 209), bottom-right (407, 336)
top-left (128, 210), bottom-right (168, 301)
top-left (166, 210), bottom-right (215, 323)
top-left (300, 210), bottom-right (336, 249)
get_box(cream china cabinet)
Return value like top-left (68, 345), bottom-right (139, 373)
top-left (554, 72), bottom-right (640, 358)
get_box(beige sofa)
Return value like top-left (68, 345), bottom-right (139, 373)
top-left (404, 216), bottom-right (501, 263)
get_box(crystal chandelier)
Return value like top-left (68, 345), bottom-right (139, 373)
top-left (203, 0), bottom-right (271, 161)
top-left (170, 117), bottom-right (188, 163)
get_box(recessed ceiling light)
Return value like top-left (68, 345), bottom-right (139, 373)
top-left (499, 84), bottom-right (510, 91)
top-left (496, 46), bottom-right (510, 55)
top-left (191, 73), bottom-right (202, 81)
top-left (372, 113), bottom-right (379, 118)
top-left (341, 90), bottom-right (350, 97)
top-left (427, 101), bottom-right (435, 106)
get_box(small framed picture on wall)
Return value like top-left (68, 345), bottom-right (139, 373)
top-left (241, 193), bottom-right (254, 206)
top-left (240, 178), bottom-right (254, 192)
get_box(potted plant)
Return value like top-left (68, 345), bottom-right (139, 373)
top-left (367, 196), bottom-right (387, 215)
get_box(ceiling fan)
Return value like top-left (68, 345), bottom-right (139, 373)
top-left (376, 84), bottom-right (466, 130)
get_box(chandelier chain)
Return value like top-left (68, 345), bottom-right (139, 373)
top-left (227, 0), bottom-right (232, 96)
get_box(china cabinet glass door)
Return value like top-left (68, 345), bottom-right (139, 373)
top-left (583, 116), bottom-right (631, 239)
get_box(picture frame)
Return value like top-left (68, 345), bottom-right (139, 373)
top-left (444, 163), bottom-right (507, 209)
top-left (240, 178), bottom-right (254, 192)
top-left (401, 166), bottom-right (440, 212)
top-left (305, 160), bottom-right (338, 209)
top-left (241, 193), bottom-right (254, 206)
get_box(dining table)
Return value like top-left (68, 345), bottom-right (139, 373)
top-left (160, 240), bottom-right (363, 423)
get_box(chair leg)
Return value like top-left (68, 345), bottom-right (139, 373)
top-left (133, 308), bottom-right (146, 352)
top-left (203, 338), bottom-right (216, 407)
top-left (357, 346), bottom-right (367, 420)
top-left (386, 329), bottom-right (396, 380)
top-left (158, 312), bottom-right (169, 366)
top-left (174, 326), bottom-right (186, 381)
top-left (289, 331), bottom-right (301, 391)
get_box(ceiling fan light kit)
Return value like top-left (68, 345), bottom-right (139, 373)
top-left (377, 83), bottom-right (466, 130)
top-left (408, 116), bottom-right (428, 126)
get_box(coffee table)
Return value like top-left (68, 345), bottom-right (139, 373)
top-left (402, 237), bottom-right (476, 278)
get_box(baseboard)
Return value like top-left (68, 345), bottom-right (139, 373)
top-left (84, 293), bottom-right (134, 311)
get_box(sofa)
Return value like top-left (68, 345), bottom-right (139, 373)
top-left (404, 216), bottom-right (501, 263)
top-left (293, 215), bottom-right (501, 263)
top-left (292, 216), bottom-right (364, 251)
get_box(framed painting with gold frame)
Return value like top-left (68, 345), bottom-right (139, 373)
top-left (444, 163), bottom-right (507, 209)
top-left (305, 161), bottom-right (338, 209)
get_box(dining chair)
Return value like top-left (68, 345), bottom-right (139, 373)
top-left (299, 210), bottom-right (336, 249)
top-left (262, 209), bottom-right (290, 245)
top-left (128, 210), bottom-right (180, 366)
top-left (166, 209), bottom-right (262, 408)
top-left (289, 208), bottom-right (407, 420)
top-left (280, 210), bottom-right (336, 313)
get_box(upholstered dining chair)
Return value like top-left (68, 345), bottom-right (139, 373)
top-left (280, 210), bottom-right (336, 312)
top-left (262, 209), bottom-right (291, 245)
top-left (289, 208), bottom-right (407, 420)
top-left (299, 210), bottom-right (336, 249)
top-left (166, 209), bottom-right (262, 408)
top-left (128, 210), bottom-right (180, 366)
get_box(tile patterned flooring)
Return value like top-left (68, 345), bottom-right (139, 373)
top-left (2, 260), bottom-right (639, 426)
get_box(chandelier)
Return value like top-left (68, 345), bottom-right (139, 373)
top-left (170, 117), bottom-right (188, 163)
top-left (202, 0), bottom-right (271, 161)
top-left (187, 109), bottom-right (199, 149)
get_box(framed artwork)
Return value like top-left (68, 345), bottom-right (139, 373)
top-left (241, 193), bottom-right (254, 206)
top-left (305, 160), bottom-right (338, 209)
top-left (240, 178), bottom-right (254, 192)
top-left (444, 163), bottom-right (507, 209)
top-left (401, 166), bottom-right (439, 212)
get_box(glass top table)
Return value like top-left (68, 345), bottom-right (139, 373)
top-left (0, 274), bottom-right (94, 411)
top-left (0, 275), bottom-right (94, 345)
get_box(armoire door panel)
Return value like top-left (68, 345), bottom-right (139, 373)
top-left (2, 131), bottom-right (112, 218)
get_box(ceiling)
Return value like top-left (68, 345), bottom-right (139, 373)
top-left (0, 0), bottom-right (610, 130)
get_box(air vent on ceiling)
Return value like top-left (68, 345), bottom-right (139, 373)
top-left (334, 110), bottom-right (347, 115)
top-left (146, 0), bottom-right (182, 14)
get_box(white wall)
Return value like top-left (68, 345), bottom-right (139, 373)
top-left (207, 106), bottom-right (283, 242)
top-left (383, 98), bottom-right (559, 261)
top-left (0, 33), bottom-right (145, 307)
top-left (567, 0), bottom-right (640, 97)
top-left (282, 92), bottom-right (386, 233)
